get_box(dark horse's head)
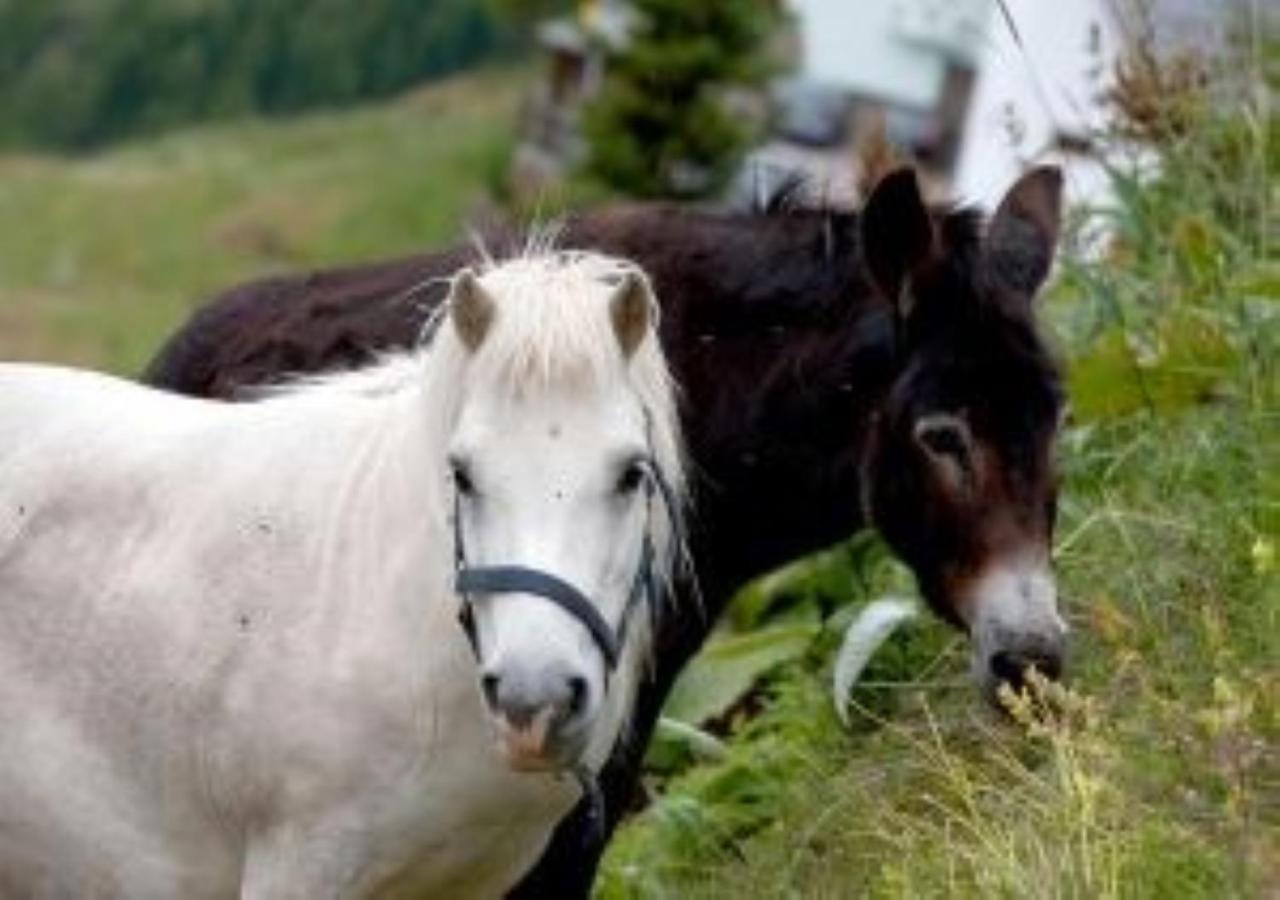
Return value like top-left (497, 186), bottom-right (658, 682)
top-left (859, 166), bottom-right (1067, 697)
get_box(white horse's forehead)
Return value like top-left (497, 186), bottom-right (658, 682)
top-left (454, 385), bottom-right (646, 459)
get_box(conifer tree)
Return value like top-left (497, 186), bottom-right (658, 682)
top-left (583, 0), bottom-right (772, 198)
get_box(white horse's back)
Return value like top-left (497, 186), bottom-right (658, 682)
top-left (0, 360), bottom-right (489, 896)
top-left (0, 364), bottom-right (247, 894)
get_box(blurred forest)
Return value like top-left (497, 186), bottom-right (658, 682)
top-left (0, 0), bottom-right (512, 150)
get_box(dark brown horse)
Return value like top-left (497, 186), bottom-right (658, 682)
top-left (144, 167), bottom-right (1068, 897)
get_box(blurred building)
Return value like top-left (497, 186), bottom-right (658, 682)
top-left (954, 0), bottom-right (1236, 212)
top-left (791, 0), bottom-right (988, 168)
top-left (951, 0), bottom-right (1129, 215)
top-left (510, 0), bottom-right (633, 197)
top-left (515, 0), bottom-right (1237, 211)
top-left (738, 0), bottom-right (989, 206)
top-left (735, 0), bottom-right (1237, 212)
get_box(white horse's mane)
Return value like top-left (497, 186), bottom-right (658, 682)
top-left (255, 246), bottom-right (688, 609)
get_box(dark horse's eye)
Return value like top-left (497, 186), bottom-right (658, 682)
top-left (449, 458), bottom-right (475, 496)
top-left (919, 425), bottom-right (967, 459)
top-left (914, 415), bottom-right (974, 475)
top-left (616, 459), bottom-right (649, 496)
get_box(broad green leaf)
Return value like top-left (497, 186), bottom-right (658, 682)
top-left (831, 597), bottom-right (918, 726)
top-left (662, 624), bottom-right (816, 726)
top-left (726, 533), bottom-right (892, 630)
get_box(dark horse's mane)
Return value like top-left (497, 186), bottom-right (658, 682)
top-left (144, 171), bottom-right (1064, 900)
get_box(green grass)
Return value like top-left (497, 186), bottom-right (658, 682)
top-left (0, 67), bottom-right (519, 373)
top-left (599, 401), bottom-right (1275, 898)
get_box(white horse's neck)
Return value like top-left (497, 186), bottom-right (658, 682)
top-left (225, 360), bottom-right (646, 893)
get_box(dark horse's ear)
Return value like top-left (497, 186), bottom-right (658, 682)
top-left (860, 167), bottom-right (935, 309)
top-left (983, 165), bottom-right (1063, 299)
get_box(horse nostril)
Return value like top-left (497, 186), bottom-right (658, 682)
top-left (566, 675), bottom-right (588, 718)
top-left (990, 650), bottom-right (1025, 686)
top-left (990, 648), bottom-right (1064, 689)
top-left (1035, 652), bottom-right (1064, 682)
top-left (480, 672), bottom-right (500, 710)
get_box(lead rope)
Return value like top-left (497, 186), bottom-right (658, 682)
top-left (570, 469), bottom-right (657, 854)
top-left (452, 488), bottom-right (480, 657)
top-left (572, 763), bottom-right (607, 850)
top-left (575, 457), bottom-right (688, 852)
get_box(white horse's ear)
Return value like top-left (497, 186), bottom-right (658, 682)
top-left (449, 268), bottom-right (494, 352)
top-left (610, 270), bottom-right (655, 359)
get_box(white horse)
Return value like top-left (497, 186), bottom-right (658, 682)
top-left (0, 251), bottom-right (685, 898)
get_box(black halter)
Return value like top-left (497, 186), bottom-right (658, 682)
top-left (450, 454), bottom-right (681, 675)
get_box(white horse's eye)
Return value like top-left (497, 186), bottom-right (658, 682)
top-left (615, 459), bottom-right (648, 496)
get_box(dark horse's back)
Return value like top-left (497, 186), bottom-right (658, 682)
top-left (146, 204), bottom-right (786, 398)
top-left (144, 247), bottom-right (467, 396)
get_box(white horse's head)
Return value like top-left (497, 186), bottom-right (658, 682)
top-left (431, 252), bottom-right (684, 772)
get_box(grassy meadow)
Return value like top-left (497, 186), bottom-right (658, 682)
top-left (0, 68), bottom-right (519, 374)
top-left (0, 53), bottom-right (1275, 900)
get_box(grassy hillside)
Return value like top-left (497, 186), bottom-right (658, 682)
top-left (0, 67), bottom-right (518, 373)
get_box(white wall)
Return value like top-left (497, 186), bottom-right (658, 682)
top-left (788, 0), bottom-right (944, 108)
top-left (953, 0), bottom-right (1124, 212)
